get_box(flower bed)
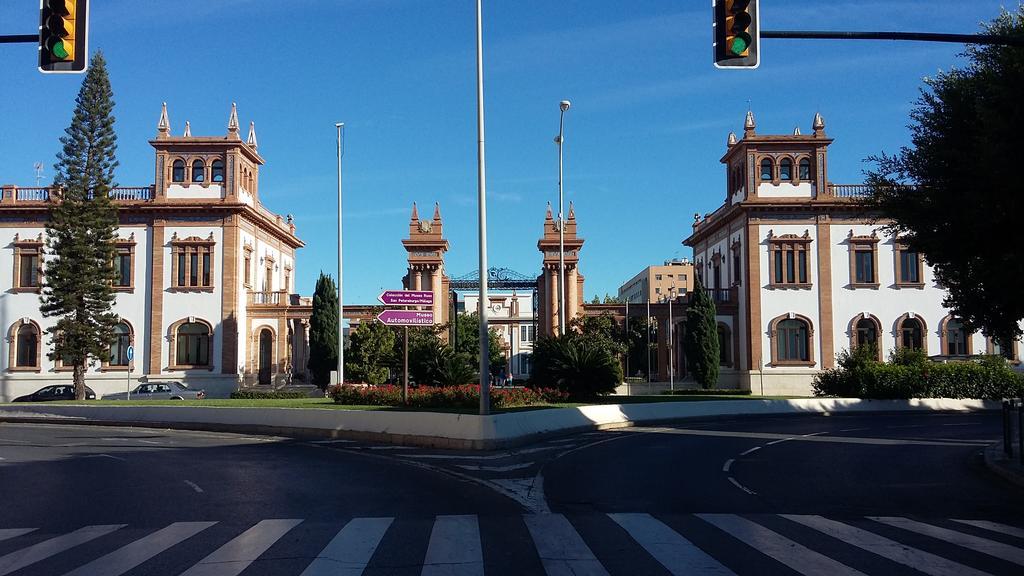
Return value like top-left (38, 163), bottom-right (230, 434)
top-left (330, 384), bottom-right (569, 409)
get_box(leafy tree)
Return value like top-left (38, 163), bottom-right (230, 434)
top-left (394, 325), bottom-right (444, 385)
top-left (865, 7), bottom-right (1024, 348)
top-left (307, 272), bottom-right (339, 388)
top-left (590, 295), bottom-right (601, 304)
top-left (623, 315), bottom-right (656, 379)
top-left (40, 52), bottom-right (120, 400)
top-left (346, 320), bottom-right (395, 385)
top-left (683, 277), bottom-right (719, 388)
top-left (569, 313), bottom-right (626, 358)
top-left (531, 334), bottom-right (622, 400)
top-left (602, 293), bottom-right (621, 304)
top-left (449, 312), bottom-right (506, 377)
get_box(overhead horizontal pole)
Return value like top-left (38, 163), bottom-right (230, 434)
top-left (0, 34), bottom-right (37, 44)
top-left (762, 30), bottom-right (1024, 47)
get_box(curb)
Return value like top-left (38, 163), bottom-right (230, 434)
top-left (982, 442), bottom-right (1024, 489)
top-left (0, 398), bottom-right (1000, 450)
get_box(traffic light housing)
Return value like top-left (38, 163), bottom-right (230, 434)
top-left (39, 0), bottom-right (89, 73)
top-left (714, 0), bottom-right (759, 69)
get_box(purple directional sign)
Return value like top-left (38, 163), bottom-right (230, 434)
top-left (377, 310), bottom-right (435, 326)
top-left (378, 290), bottom-right (434, 306)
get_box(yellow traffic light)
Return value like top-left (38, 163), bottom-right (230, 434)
top-left (39, 0), bottom-right (88, 73)
top-left (714, 0), bottom-right (759, 69)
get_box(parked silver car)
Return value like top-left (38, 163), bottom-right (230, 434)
top-left (104, 382), bottom-right (205, 401)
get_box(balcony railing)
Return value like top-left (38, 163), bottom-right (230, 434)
top-left (2, 186), bottom-right (155, 203)
top-left (248, 290), bottom-right (305, 307)
top-left (828, 184), bottom-right (872, 198)
top-left (109, 187), bottom-right (154, 201)
top-left (15, 187), bottom-right (49, 201)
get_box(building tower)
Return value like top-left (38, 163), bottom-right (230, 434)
top-left (402, 202), bottom-right (450, 328)
top-left (537, 202), bottom-right (585, 336)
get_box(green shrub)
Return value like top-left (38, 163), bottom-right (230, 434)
top-left (888, 346), bottom-right (928, 366)
top-left (531, 335), bottom-right (622, 400)
top-left (231, 389), bottom-right (311, 400)
top-left (329, 384), bottom-right (568, 409)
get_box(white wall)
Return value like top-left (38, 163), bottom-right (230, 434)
top-left (757, 182), bottom-right (814, 199)
top-left (758, 224), bottom-right (821, 370)
top-left (166, 184), bottom-right (223, 200)
top-left (161, 226), bottom-right (224, 374)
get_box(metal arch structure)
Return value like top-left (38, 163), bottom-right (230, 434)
top-left (450, 267), bottom-right (537, 291)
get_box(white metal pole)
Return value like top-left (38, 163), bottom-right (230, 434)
top-left (625, 299), bottom-right (629, 395)
top-left (669, 293), bottom-right (674, 391)
top-left (475, 0), bottom-right (491, 416)
top-left (336, 123), bottom-right (345, 387)
top-left (556, 102), bottom-right (569, 335)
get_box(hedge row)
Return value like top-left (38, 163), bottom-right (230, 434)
top-left (230, 389), bottom-right (312, 400)
top-left (330, 384), bottom-right (569, 409)
top-left (813, 358), bottom-right (1024, 399)
top-left (662, 389), bottom-right (752, 396)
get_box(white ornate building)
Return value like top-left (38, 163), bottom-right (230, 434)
top-left (0, 104), bottom-right (311, 401)
top-left (685, 112), bottom-right (1022, 395)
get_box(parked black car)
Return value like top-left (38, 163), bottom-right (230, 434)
top-left (12, 385), bottom-right (96, 402)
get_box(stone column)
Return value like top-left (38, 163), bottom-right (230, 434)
top-left (567, 267), bottom-right (579, 326)
top-left (301, 319), bottom-right (310, 379)
top-left (411, 266), bottom-right (422, 291)
top-left (431, 267), bottom-right (442, 321)
top-left (549, 268), bottom-right (559, 335)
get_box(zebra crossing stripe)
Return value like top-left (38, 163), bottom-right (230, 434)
top-left (421, 515), bottom-right (485, 576)
top-left (523, 514), bottom-right (609, 576)
top-left (781, 515), bottom-right (989, 576)
top-left (179, 519), bottom-right (303, 576)
top-left (870, 516), bottom-right (1024, 566)
top-left (0, 529), bottom-right (35, 544)
top-left (0, 524), bottom-right (124, 576)
top-left (299, 517), bottom-right (392, 576)
top-left (952, 519), bottom-right (1024, 541)
top-left (62, 522), bottom-right (216, 576)
top-left (697, 514), bottom-right (868, 576)
top-left (608, 513), bottom-right (735, 576)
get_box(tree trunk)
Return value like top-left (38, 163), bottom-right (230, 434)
top-left (74, 363), bottom-right (86, 400)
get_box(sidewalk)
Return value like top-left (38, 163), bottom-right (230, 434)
top-left (984, 442), bottom-right (1024, 489)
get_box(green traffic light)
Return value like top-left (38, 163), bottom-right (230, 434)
top-left (51, 41), bottom-right (69, 59)
top-left (730, 36), bottom-right (749, 55)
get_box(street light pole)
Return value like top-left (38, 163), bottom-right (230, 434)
top-left (556, 100), bottom-right (570, 335)
top-left (475, 0), bottom-right (491, 416)
top-left (646, 296), bottom-right (652, 384)
top-left (668, 290), bottom-right (674, 392)
top-left (336, 122), bottom-right (345, 387)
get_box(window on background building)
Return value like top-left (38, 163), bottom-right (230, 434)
top-left (655, 287), bottom-right (661, 295)
top-left (172, 159), bottom-right (185, 182)
top-left (114, 247), bottom-right (132, 287)
top-left (895, 240), bottom-right (923, 286)
top-left (713, 263), bottom-right (721, 289)
top-left (732, 252), bottom-right (741, 285)
top-left (520, 325), bottom-right (535, 343)
top-left (243, 251), bottom-right (252, 286)
top-left (655, 274), bottom-right (662, 281)
top-left (760, 158), bottom-right (773, 181)
top-left (855, 317), bottom-right (878, 351)
top-left (780, 158), bottom-right (793, 181)
top-left (520, 354), bottom-right (532, 375)
top-left (855, 249), bottom-right (875, 284)
top-left (991, 338), bottom-right (1016, 361)
top-left (191, 160), bottom-right (205, 182)
top-left (19, 252), bottom-right (39, 288)
top-left (176, 322), bottom-right (210, 366)
top-left (211, 159), bottom-right (225, 183)
top-left (109, 323), bottom-right (131, 366)
top-left (777, 319), bottom-right (810, 362)
top-left (901, 318), bottom-right (924, 350)
top-left (945, 319), bottom-right (968, 355)
top-left (15, 324), bottom-right (39, 368)
top-left (849, 236), bottom-right (880, 287)
top-left (718, 324), bottom-right (731, 366)
top-left (769, 236), bottom-right (810, 286)
top-left (799, 158), bottom-right (811, 180)
top-left (171, 238), bottom-right (215, 290)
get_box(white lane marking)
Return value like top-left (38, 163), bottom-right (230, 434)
top-left (494, 475), bottom-right (550, 514)
top-left (727, 477), bottom-right (756, 495)
top-left (63, 522), bottom-right (216, 576)
top-left (0, 529), bottom-right (35, 543)
top-left (456, 462), bottom-right (534, 473)
top-left (524, 514), bottom-right (609, 576)
top-left (421, 515), bottom-right (484, 576)
top-left (722, 459), bottom-right (734, 473)
top-left (652, 428), bottom-right (988, 447)
top-left (609, 513), bottom-right (735, 575)
top-left (698, 514), bottom-right (867, 576)
top-left (184, 480), bottom-right (204, 494)
top-left (546, 438), bottom-right (579, 444)
top-left (81, 453), bottom-right (127, 461)
top-left (0, 524), bottom-right (124, 576)
top-left (766, 438), bottom-right (792, 446)
top-left (309, 439), bottom-right (355, 444)
top-left (179, 519), bottom-right (303, 576)
top-left (739, 446), bottom-right (761, 456)
top-left (871, 516), bottom-right (1024, 566)
top-left (783, 515), bottom-right (989, 576)
top-left (300, 517), bottom-right (392, 576)
top-left (951, 519), bottom-right (1024, 540)
top-left (802, 432), bottom-right (829, 437)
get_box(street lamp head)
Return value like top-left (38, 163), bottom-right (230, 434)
top-left (335, 122), bottom-right (344, 128)
top-left (560, 100), bottom-right (571, 112)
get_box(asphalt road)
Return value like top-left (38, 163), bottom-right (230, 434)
top-left (2, 411), bottom-right (1023, 576)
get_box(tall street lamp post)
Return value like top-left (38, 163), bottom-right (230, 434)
top-left (475, 0), bottom-right (491, 415)
top-left (555, 100), bottom-right (570, 334)
top-left (336, 123), bottom-right (345, 386)
top-left (668, 288), bottom-right (675, 392)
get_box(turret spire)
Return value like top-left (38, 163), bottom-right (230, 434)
top-left (744, 110), bottom-right (756, 136)
top-left (433, 202), bottom-right (442, 221)
top-left (183, 120), bottom-right (191, 137)
top-left (157, 102), bottom-right (170, 138)
top-left (812, 112), bottom-right (826, 135)
top-left (228, 102), bottom-right (240, 138)
top-left (727, 131), bottom-right (737, 147)
top-left (410, 202), bottom-right (419, 221)
top-left (247, 121), bottom-right (258, 149)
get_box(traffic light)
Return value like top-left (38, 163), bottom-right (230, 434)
top-left (714, 0), bottom-right (759, 69)
top-left (39, 0), bottom-right (89, 73)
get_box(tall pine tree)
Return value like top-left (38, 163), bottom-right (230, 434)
top-left (683, 277), bottom-right (719, 388)
top-left (41, 52), bottom-right (120, 400)
top-left (308, 272), bottom-right (339, 389)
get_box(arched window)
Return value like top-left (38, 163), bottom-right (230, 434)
top-left (773, 317), bottom-right (812, 363)
top-left (944, 318), bottom-right (968, 356)
top-left (760, 158), bottom-right (774, 181)
top-left (109, 323), bottom-right (131, 366)
top-left (799, 158), bottom-right (811, 180)
top-left (900, 317), bottom-right (924, 351)
top-left (172, 159), bottom-right (185, 182)
top-left (191, 160), bottom-right (205, 183)
top-left (176, 322), bottom-right (210, 366)
top-left (15, 323), bottom-right (39, 368)
top-left (717, 324), bottom-right (732, 366)
top-left (855, 317), bottom-right (879, 352)
top-left (211, 159), bottom-right (225, 183)
top-left (780, 158), bottom-right (793, 181)
top-left (990, 337), bottom-right (1017, 361)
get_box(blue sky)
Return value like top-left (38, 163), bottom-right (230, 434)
top-left (0, 0), bottom-right (1011, 303)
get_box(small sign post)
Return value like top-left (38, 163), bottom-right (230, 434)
top-left (378, 290), bottom-right (436, 404)
top-left (126, 345), bottom-right (134, 400)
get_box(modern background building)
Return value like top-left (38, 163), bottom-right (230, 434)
top-left (617, 259), bottom-right (694, 304)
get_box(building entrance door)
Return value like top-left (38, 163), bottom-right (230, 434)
top-left (258, 329), bottom-right (273, 386)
